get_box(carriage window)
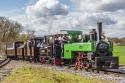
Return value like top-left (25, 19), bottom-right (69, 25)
top-left (15, 43), bottom-right (24, 48)
top-left (6, 43), bottom-right (14, 49)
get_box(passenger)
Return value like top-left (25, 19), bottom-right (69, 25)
top-left (62, 36), bottom-right (68, 43)
top-left (60, 35), bottom-right (68, 59)
top-left (54, 36), bottom-right (60, 45)
top-left (53, 36), bottom-right (62, 58)
top-left (37, 42), bottom-right (43, 48)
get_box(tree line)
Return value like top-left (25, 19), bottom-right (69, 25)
top-left (0, 17), bottom-right (35, 53)
top-left (109, 37), bottom-right (125, 45)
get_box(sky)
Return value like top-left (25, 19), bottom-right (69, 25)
top-left (0, 0), bottom-right (125, 37)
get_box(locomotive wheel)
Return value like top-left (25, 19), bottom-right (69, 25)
top-left (84, 63), bottom-right (91, 71)
top-left (40, 57), bottom-right (46, 64)
top-left (29, 56), bottom-right (34, 62)
top-left (52, 58), bottom-right (61, 66)
top-left (75, 52), bottom-right (92, 70)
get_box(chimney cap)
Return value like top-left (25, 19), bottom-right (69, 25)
top-left (97, 22), bottom-right (102, 24)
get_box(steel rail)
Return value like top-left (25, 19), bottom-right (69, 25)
top-left (0, 58), bottom-right (11, 68)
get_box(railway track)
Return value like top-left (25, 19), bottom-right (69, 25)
top-left (0, 58), bottom-right (11, 68)
top-left (67, 64), bottom-right (125, 75)
top-left (0, 58), bottom-right (11, 81)
top-left (102, 68), bottom-right (125, 75)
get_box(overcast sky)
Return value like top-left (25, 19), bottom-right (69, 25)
top-left (0, 0), bottom-right (125, 37)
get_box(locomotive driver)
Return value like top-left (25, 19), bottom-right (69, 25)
top-left (101, 32), bottom-right (109, 42)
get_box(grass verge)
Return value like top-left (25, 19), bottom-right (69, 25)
top-left (113, 45), bottom-right (125, 64)
top-left (2, 67), bottom-right (114, 83)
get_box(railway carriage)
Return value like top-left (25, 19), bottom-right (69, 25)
top-left (24, 37), bottom-right (45, 61)
top-left (6, 37), bottom-right (45, 61)
top-left (6, 43), bottom-right (16, 58)
top-left (6, 41), bottom-right (24, 59)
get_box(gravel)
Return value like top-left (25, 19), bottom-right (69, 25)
top-left (0, 60), bottom-right (125, 83)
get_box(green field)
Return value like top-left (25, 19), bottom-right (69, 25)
top-left (2, 67), bottom-right (114, 83)
top-left (113, 45), bottom-right (125, 64)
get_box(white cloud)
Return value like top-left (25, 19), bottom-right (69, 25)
top-left (100, 0), bottom-right (125, 12)
top-left (10, 0), bottom-right (125, 37)
top-left (26, 0), bottom-right (68, 17)
top-left (70, 0), bottom-right (103, 12)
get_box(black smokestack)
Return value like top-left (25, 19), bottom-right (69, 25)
top-left (97, 22), bottom-right (102, 40)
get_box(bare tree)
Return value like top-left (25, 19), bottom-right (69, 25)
top-left (0, 17), bottom-right (22, 43)
top-left (0, 17), bottom-right (22, 54)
